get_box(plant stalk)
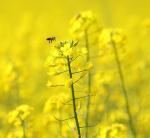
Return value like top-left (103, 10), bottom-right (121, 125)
top-left (84, 30), bottom-right (92, 138)
top-left (111, 40), bottom-right (136, 138)
top-left (67, 56), bottom-right (81, 138)
top-left (21, 120), bottom-right (26, 138)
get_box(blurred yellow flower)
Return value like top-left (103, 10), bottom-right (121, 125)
top-left (8, 104), bottom-right (33, 127)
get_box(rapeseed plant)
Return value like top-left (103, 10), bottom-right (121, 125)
top-left (99, 28), bottom-right (136, 138)
top-left (45, 40), bottom-right (94, 137)
top-left (70, 11), bottom-right (101, 138)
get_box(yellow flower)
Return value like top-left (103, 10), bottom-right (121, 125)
top-left (87, 62), bottom-right (93, 70)
top-left (43, 94), bottom-right (70, 112)
top-left (98, 123), bottom-right (127, 138)
top-left (60, 43), bottom-right (73, 56)
top-left (43, 96), bottom-right (56, 113)
top-left (99, 28), bottom-right (126, 46)
top-left (70, 11), bottom-right (98, 36)
top-left (8, 104), bottom-right (33, 127)
top-left (65, 79), bottom-right (73, 88)
top-left (46, 80), bottom-right (53, 87)
top-left (44, 56), bottom-right (55, 67)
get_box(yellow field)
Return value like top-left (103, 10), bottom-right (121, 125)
top-left (0, 0), bottom-right (150, 138)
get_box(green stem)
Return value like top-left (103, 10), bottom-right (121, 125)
top-left (21, 119), bottom-right (26, 138)
top-left (84, 30), bottom-right (92, 138)
top-left (67, 56), bottom-right (81, 138)
top-left (111, 40), bottom-right (136, 138)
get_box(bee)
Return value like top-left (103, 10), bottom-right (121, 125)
top-left (46, 36), bottom-right (56, 43)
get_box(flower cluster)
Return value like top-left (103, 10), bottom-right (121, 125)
top-left (70, 11), bottom-right (100, 39)
top-left (99, 28), bottom-right (126, 47)
top-left (8, 104), bottom-right (33, 127)
top-left (3, 63), bottom-right (20, 92)
top-left (98, 123), bottom-right (127, 138)
top-left (45, 40), bottom-right (92, 87)
top-left (43, 93), bottom-right (69, 113)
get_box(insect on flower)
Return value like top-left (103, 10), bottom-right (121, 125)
top-left (46, 36), bottom-right (56, 43)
